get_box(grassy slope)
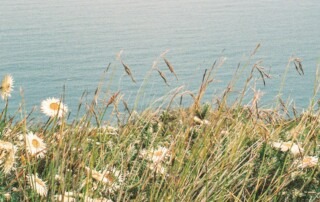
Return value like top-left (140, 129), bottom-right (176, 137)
top-left (0, 51), bottom-right (319, 201)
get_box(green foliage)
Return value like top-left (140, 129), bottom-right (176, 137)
top-left (195, 103), bottom-right (211, 120)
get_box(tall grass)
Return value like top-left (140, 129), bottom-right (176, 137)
top-left (0, 49), bottom-right (319, 201)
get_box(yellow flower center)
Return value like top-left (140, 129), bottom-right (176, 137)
top-left (282, 142), bottom-right (292, 148)
top-left (303, 157), bottom-right (311, 164)
top-left (1, 75), bottom-right (12, 92)
top-left (154, 150), bottom-right (164, 157)
top-left (49, 102), bottom-right (60, 110)
top-left (104, 173), bottom-right (115, 184)
top-left (2, 84), bottom-right (10, 91)
top-left (35, 177), bottom-right (46, 187)
top-left (32, 139), bottom-right (40, 148)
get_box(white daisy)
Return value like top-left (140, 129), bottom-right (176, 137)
top-left (290, 143), bottom-right (304, 156)
top-left (0, 74), bottom-right (14, 100)
top-left (27, 174), bottom-right (47, 196)
top-left (25, 132), bottom-right (47, 158)
top-left (3, 149), bottom-right (16, 174)
top-left (0, 140), bottom-right (14, 151)
top-left (85, 166), bottom-right (124, 193)
top-left (140, 146), bottom-right (170, 163)
top-left (0, 140), bottom-right (16, 174)
top-left (297, 156), bottom-right (318, 169)
top-left (147, 163), bottom-right (167, 175)
top-left (40, 97), bottom-right (68, 118)
top-left (272, 141), bottom-right (304, 156)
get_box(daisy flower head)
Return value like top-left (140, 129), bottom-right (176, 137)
top-left (85, 166), bottom-right (124, 193)
top-left (0, 74), bottom-right (14, 100)
top-left (140, 146), bottom-right (170, 164)
top-left (0, 140), bottom-right (16, 174)
top-left (272, 141), bottom-right (304, 156)
top-left (297, 156), bottom-right (318, 169)
top-left (41, 97), bottom-right (68, 118)
top-left (26, 132), bottom-right (47, 158)
top-left (27, 174), bottom-right (47, 196)
top-left (0, 140), bottom-right (14, 151)
top-left (147, 163), bottom-right (167, 175)
top-left (3, 148), bottom-right (16, 174)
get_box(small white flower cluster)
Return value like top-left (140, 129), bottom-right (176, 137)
top-left (193, 116), bottom-right (210, 126)
top-left (140, 146), bottom-right (171, 175)
top-left (272, 141), bottom-right (318, 169)
top-left (272, 141), bottom-right (304, 157)
top-left (296, 156), bottom-right (319, 169)
top-left (0, 75), bottom-right (59, 197)
top-left (0, 74), bottom-right (90, 199)
top-left (84, 166), bottom-right (125, 194)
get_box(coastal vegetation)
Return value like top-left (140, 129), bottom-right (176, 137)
top-left (0, 48), bottom-right (319, 201)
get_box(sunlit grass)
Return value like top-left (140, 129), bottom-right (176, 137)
top-left (0, 48), bottom-right (319, 201)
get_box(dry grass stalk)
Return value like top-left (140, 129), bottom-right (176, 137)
top-left (166, 86), bottom-right (185, 110)
top-left (250, 87), bottom-right (264, 116)
top-left (156, 69), bottom-right (170, 86)
top-left (160, 49), bottom-right (178, 80)
top-left (117, 50), bottom-right (136, 83)
top-left (292, 57), bottom-right (304, 75)
top-left (87, 104), bottom-right (100, 127)
top-left (193, 57), bottom-right (226, 110)
top-left (121, 60), bottom-right (136, 83)
top-left (278, 98), bottom-right (290, 118)
top-left (104, 62), bottom-right (111, 73)
top-left (106, 91), bottom-right (120, 108)
top-left (251, 43), bottom-right (261, 56)
top-left (122, 99), bottom-right (132, 117)
top-left (92, 88), bottom-right (100, 106)
top-left (253, 61), bottom-right (271, 86)
top-left (163, 57), bottom-right (178, 80)
top-left (193, 64), bottom-right (214, 110)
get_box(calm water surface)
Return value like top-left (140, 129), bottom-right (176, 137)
top-left (1, 0), bottom-right (320, 120)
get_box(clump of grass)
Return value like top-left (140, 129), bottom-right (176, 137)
top-left (0, 49), bottom-right (319, 201)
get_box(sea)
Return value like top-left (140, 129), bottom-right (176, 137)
top-left (1, 0), bottom-right (320, 121)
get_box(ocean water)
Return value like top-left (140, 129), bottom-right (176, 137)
top-left (1, 0), bottom-right (320, 120)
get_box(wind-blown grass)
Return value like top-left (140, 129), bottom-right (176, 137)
top-left (0, 48), bottom-right (319, 201)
